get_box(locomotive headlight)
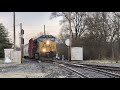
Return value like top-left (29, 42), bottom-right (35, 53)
top-left (42, 48), bottom-right (46, 52)
top-left (46, 40), bottom-right (50, 45)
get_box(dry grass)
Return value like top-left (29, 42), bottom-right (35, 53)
top-left (83, 60), bottom-right (120, 64)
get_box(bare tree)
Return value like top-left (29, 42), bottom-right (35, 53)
top-left (84, 12), bottom-right (111, 59)
top-left (51, 12), bottom-right (120, 61)
top-left (110, 12), bottom-right (120, 62)
top-left (50, 12), bottom-right (87, 38)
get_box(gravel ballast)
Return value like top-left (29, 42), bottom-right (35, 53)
top-left (0, 59), bottom-right (79, 78)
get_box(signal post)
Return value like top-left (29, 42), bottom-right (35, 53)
top-left (20, 23), bottom-right (24, 64)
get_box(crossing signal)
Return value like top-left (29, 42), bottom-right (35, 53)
top-left (21, 38), bottom-right (24, 44)
top-left (21, 29), bottom-right (24, 34)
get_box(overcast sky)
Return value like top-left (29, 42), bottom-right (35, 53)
top-left (0, 12), bottom-right (62, 47)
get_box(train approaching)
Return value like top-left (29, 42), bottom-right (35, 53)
top-left (24, 35), bottom-right (57, 61)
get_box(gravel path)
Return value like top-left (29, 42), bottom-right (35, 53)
top-left (0, 59), bottom-right (80, 78)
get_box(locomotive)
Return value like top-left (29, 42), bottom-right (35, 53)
top-left (27, 35), bottom-right (57, 60)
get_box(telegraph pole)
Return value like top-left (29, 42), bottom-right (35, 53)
top-left (13, 12), bottom-right (16, 50)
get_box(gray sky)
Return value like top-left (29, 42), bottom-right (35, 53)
top-left (0, 12), bottom-right (62, 47)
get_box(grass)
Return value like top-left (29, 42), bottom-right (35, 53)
top-left (83, 60), bottom-right (120, 64)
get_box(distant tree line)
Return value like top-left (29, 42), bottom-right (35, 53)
top-left (51, 12), bottom-right (120, 62)
top-left (0, 23), bottom-right (12, 58)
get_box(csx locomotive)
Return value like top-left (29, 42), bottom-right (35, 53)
top-left (25, 35), bottom-right (57, 60)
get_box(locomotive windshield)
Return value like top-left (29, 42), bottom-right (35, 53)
top-left (36, 35), bottom-right (56, 42)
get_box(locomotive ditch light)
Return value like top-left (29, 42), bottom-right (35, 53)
top-left (52, 49), bottom-right (54, 51)
top-left (46, 40), bottom-right (50, 45)
top-left (42, 48), bottom-right (46, 52)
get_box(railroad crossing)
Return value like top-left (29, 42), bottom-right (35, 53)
top-left (1, 12), bottom-right (120, 78)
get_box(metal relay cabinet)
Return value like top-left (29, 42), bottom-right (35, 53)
top-left (4, 49), bottom-right (13, 60)
top-left (4, 49), bottom-right (21, 64)
top-left (71, 47), bottom-right (83, 60)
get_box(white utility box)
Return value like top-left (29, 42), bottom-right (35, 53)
top-left (4, 49), bottom-right (13, 60)
top-left (11, 51), bottom-right (21, 64)
top-left (71, 47), bottom-right (83, 60)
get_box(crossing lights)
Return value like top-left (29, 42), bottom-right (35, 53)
top-left (21, 29), bottom-right (24, 44)
top-left (21, 29), bottom-right (24, 34)
top-left (21, 38), bottom-right (24, 44)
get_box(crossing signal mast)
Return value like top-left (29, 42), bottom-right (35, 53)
top-left (20, 23), bottom-right (24, 63)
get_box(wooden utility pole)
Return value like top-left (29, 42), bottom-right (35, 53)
top-left (69, 12), bottom-right (72, 62)
top-left (13, 12), bottom-right (16, 50)
top-left (20, 23), bottom-right (24, 64)
top-left (44, 25), bottom-right (46, 35)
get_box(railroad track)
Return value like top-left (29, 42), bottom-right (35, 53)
top-left (74, 63), bottom-right (120, 76)
top-left (73, 64), bottom-right (120, 78)
top-left (52, 60), bottom-right (120, 78)
top-left (58, 63), bottom-right (89, 78)
top-left (76, 63), bottom-right (120, 71)
top-left (37, 60), bottom-right (88, 78)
